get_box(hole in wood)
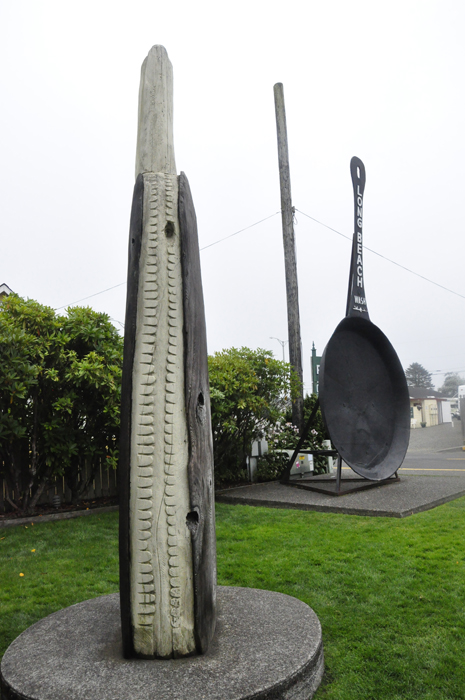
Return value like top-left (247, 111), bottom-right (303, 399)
top-left (196, 392), bottom-right (206, 425)
top-left (186, 510), bottom-right (199, 535)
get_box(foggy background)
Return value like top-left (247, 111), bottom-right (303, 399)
top-left (1, 0), bottom-right (464, 393)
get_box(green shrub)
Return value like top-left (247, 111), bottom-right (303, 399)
top-left (208, 347), bottom-right (300, 486)
top-left (0, 295), bottom-right (122, 512)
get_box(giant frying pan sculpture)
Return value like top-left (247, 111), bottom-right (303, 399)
top-left (282, 157), bottom-right (410, 491)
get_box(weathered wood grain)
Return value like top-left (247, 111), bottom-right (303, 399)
top-left (273, 83), bottom-right (304, 431)
top-left (119, 174), bottom-right (144, 659)
top-left (178, 172), bottom-right (217, 654)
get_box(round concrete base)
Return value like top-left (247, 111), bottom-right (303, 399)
top-left (1, 587), bottom-right (323, 700)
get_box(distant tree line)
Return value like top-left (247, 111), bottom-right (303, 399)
top-left (438, 372), bottom-right (465, 398)
top-left (404, 362), bottom-right (464, 397)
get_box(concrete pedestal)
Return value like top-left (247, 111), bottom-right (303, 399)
top-left (1, 586), bottom-right (323, 700)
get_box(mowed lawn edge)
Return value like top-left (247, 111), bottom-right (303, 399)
top-left (1, 500), bottom-right (465, 700)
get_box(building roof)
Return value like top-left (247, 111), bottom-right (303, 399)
top-left (0, 283), bottom-right (13, 296)
top-left (408, 387), bottom-right (447, 401)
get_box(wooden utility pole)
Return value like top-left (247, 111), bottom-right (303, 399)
top-left (273, 83), bottom-right (304, 432)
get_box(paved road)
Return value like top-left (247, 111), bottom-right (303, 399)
top-left (397, 420), bottom-right (465, 474)
top-left (407, 420), bottom-right (464, 453)
top-left (400, 452), bottom-right (465, 474)
top-left (339, 453), bottom-right (465, 476)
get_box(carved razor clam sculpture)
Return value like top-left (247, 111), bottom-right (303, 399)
top-left (119, 46), bottom-right (216, 659)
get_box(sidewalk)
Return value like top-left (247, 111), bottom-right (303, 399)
top-left (216, 424), bottom-right (465, 518)
top-left (216, 474), bottom-right (465, 518)
top-left (407, 420), bottom-right (464, 453)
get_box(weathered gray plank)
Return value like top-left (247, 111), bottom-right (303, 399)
top-left (118, 174), bottom-right (144, 659)
top-left (178, 171), bottom-right (217, 654)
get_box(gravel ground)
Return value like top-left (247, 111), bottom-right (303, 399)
top-left (408, 419), bottom-right (465, 453)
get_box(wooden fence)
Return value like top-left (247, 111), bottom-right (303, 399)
top-left (0, 461), bottom-right (118, 514)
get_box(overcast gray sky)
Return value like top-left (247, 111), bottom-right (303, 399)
top-left (1, 0), bottom-right (464, 392)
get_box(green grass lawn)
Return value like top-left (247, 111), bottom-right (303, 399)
top-left (1, 500), bottom-right (465, 699)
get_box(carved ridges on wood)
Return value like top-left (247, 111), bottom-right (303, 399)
top-left (165, 237), bottom-right (181, 631)
top-left (130, 172), bottom-right (194, 658)
top-left (120, 47), bottom-right (215, 660)
top-left (133, 177), bottom-right (158, 633)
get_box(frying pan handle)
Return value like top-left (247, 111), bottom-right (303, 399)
top-left (350, 156), bottom-right (366, 202)
top-left (346, 157), bottom-right (369, 319)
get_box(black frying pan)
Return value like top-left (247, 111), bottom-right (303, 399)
top-left (318, 157), bottom-right (410, 481)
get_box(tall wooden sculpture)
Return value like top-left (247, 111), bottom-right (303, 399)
top-left (118, 45), bottom-right (216, 659)
top-left (0, 49), bottom-right (324, 700)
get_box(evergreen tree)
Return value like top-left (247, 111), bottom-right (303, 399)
top-left (405, 362), bottom-right (434, 389)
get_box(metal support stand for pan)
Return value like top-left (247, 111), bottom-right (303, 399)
top-left (279, 399), bottom-right (400, 497)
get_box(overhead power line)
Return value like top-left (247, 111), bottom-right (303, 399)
top-left (295, 208), bottom-right (465, 302)
top-left (55, 207), bottom-right (465, 311)
top-left (55, 213), bottom-right (281, 310)
top-left (199, 212), bottom-right (280, 251)
top-left (54, 282), bottom-right (126, 311)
